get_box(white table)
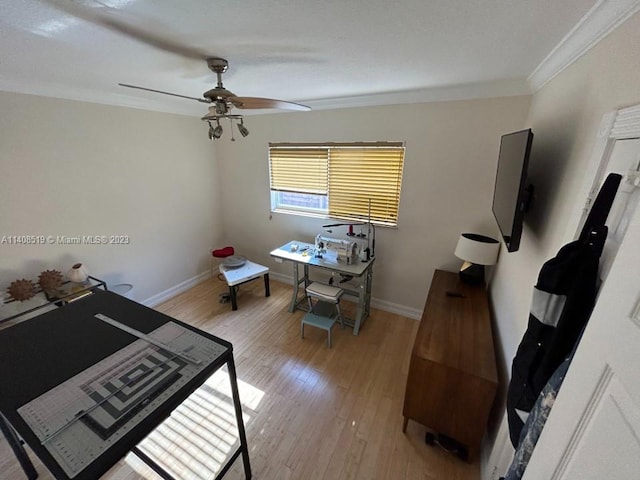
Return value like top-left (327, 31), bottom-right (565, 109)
top-left (270, 241), bottom-right (374, 335)
top-left (219, 260), bottom-right (270, 311)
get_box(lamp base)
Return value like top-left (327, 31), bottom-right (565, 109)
top-left (459, 261), bottom-right (485, 285)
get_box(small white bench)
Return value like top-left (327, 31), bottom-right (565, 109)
top-left (301, 282), bottom-right (344, 348)
top-left (219, 260), bottom-right (270, 311)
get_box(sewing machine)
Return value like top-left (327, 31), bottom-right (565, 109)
top-left (314, 234), bottom-right (359, 264)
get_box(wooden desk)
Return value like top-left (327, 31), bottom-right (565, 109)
top-left (270, 241), bottom-right (374, 335)
top-left (0, 290), bottom-right (251, 480)
top-left (402, 269), bottom-right (498, 461)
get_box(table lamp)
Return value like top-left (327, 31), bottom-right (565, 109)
top-left (454, 233), bottom-right (500, 285)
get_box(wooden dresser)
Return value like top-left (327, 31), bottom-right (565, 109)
top-left (402, 269), bottom-right (498, 461)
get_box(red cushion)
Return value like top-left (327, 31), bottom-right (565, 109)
top-left (212, 246), bottom-right (234, 258)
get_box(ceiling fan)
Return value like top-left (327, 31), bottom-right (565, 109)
top-left (119, 57), bottom-right (310, 141)
top-left (46, 1), bottom-right (310, 141)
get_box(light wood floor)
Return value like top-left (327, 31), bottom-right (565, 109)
top-left (1, 277), bottom-right (481, 480)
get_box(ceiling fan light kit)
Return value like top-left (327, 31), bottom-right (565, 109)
top-left (119, 57), bottom-right (310, 141)
top-left (237, 118), bottom-right (250, 138)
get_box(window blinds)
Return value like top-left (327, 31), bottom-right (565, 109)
top-left (268, 147), bottom-right (328, 194)
top-left (328, 146), bottom-right (404, 225)
top-left (269, 142), bottom-right (404, 225)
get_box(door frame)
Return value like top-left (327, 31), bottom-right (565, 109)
top-left (566, 103), bottom-right (640, 241)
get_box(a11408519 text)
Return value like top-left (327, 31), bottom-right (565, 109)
top-left (1, 235), bottom-right (131, 245)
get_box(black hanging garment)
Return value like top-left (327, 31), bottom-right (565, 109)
top-left (505, 174), bottom-right (621, 448)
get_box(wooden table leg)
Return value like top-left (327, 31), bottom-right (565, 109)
top-left (264, 273), bottom-right (270, 297)
top-left (466, 445), bottom-right (477, 464)
top-left (402, 416), bottom-right (409, 433)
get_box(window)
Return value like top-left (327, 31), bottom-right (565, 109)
top-left (269, 142), bottom-right (405, 226)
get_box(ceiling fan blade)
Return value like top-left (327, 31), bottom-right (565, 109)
top-left (48, 0), bottom-right (209, 60)
top-left (119, 83), bottom-right (210, 103)
top-left (229, 97), bottom-right (311, 111)
top-left (96, 15), bottom-right (209, 61)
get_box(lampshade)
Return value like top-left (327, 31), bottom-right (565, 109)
top-left (454, 233), bottom-right (500, 266)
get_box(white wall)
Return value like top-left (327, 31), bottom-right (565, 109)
top-left (215, 96), bottom-right (531, 316)
top-left (486, 11), bottom-right (640, 478)
top-left (0, 92), bottom-right (223, 302)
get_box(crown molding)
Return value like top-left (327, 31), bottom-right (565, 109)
top-left (302, 79), bottom-right (531, 111)
top-left (0, 76), bottom-right (531, 116)
top-left (0, 78), bottom-right (202, 117)
top-left (528, 0), bottom-right (640, 91)
top-left (9, 0), bottom-right (639, 117)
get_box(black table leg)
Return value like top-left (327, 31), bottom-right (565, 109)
top-left (226, 357), bottom-right (252, 479)
top-left (229, 286), bottom-right (238, 311)
top-left (0, 413), bottom-right (38, 480)
top-left (131, 447), bottom-right (178, 480)
top-left (264, 273), bottom-right (270, 297)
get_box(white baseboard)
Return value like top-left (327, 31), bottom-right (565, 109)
top-left (483, 414), bottom-right (514, 480)
top-left (268, 271), bottom-right (422, 320)
top-left (143, 270), bottom-right (423, 319)
top-left (268, 271), bottom-right (293, 285)
top-left (371, 298), bottom-right (422, 320)
top-left (142, 271), bottom-right (211, 308)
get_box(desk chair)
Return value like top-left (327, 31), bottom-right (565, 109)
top-left (302, 282), bottom-right (344, 348)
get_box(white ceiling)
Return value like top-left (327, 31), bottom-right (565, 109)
top-left (0, 0), bottom-right (629, 117)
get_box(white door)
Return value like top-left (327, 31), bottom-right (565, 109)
top-left (522, 106), bottom-right (640, 479)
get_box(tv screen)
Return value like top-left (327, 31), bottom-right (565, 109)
top-left (492, 129), bottom-right (534, 253)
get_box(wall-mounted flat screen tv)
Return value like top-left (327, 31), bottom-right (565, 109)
top-left (492, 129), bottom-right (534, 253)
